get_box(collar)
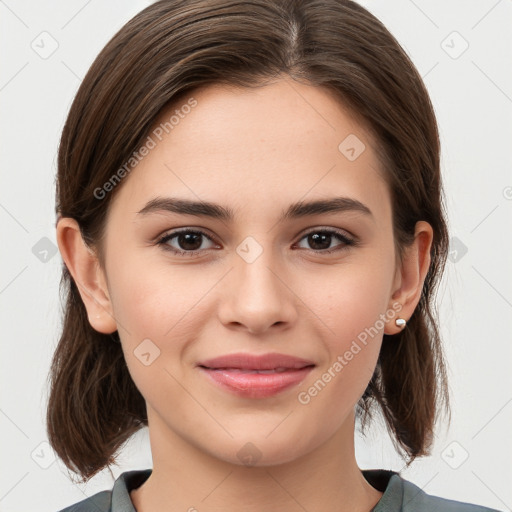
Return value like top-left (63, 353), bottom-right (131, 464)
top-left (110, 468), bottom-right (401, 511)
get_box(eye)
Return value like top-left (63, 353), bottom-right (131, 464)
top-left (156, 227), bottom-right (357, 257)
top-left (294, 228), bottom-right (356, 254)
top-left (156, 228), bottom-right (218, 256)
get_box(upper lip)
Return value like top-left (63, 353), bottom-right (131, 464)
top-left (197, 352), bottom-right (315, 370)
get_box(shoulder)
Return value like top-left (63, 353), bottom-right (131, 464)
top-left (399, 475), bottom-right (502, 512)
top-left (56, 490), bottom-right (112, 512)
top-left (55, 469), bottom-right (151, 512)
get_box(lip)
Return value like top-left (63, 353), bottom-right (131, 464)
top-left (197, 352), bottom-right (315, 371)
top-left (197, 352), bottom-right (315, 399)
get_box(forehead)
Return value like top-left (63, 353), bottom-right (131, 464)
top-left (107, 78), bottom-right (390, 224)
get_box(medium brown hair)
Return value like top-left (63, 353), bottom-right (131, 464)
top-left (47, 0), bottom-right (451, 482)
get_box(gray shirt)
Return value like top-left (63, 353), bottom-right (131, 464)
top-left (57, 468), bottom-right (502, 511)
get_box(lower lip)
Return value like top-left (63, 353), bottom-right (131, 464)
top-left (198, 366), bottom-right (314, 398)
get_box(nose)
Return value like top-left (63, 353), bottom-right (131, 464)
top-left (217, 248), bottom-right (298, 335)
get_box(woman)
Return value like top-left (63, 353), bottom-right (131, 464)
top-left (48, 0), bottom-right (501, 511)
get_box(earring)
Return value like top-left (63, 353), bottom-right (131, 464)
top-left (395, 318), bottom-right (406, 329)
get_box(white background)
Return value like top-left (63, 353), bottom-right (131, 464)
top-left (1, 1), bottom-right (511, 511)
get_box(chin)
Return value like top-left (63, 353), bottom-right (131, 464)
top-left (211, 436), bottom-right (312, 468)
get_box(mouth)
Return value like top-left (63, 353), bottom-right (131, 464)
top-left (198, 366), bottom-right (314, 373)
top-left (197, 352), bottom-right (316, 371)
top-left (196, 353), bottom-right (316, 398)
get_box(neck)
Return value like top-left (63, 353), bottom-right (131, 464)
top-left (130, 407), bottom-right (383, 512)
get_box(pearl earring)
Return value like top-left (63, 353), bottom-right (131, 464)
top-left (395, 318), bottom-right (406, 329)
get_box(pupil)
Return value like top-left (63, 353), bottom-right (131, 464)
top-left (309, 233), bottom-right (330, 250)
top-left (179, 233), bottom-right (202, 250)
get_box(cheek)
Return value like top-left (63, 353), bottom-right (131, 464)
top-left (107, 259), bottom-right (218, 388)
top-left (108, 257), bottom-right (206, 342)
top-left (109, 266), bottom-right (199, 404)
top-left (300, 250), bottom-right (394, 344)
top-left (296, 248), bottom-right (394, 400)
top-left (294, 273), bottom-right (387, 434)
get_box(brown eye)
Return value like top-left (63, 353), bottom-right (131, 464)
top-left (157, 229), bottom-right (217, 256)
top-left (295, 229), bottom-right (355, 254)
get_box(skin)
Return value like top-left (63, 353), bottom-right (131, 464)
top-left (57, 76), bottom-right (433, 512)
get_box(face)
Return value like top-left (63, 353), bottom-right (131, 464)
top-left (97, 77), bottom-right (402, 466)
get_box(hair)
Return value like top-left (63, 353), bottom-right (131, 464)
top-left (47, 0), bottom-right (451, 483)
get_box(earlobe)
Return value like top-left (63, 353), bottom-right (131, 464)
top-left (384, 221), bottom-right (433, 335)
top-left (56, 217), bottom-right (117, 334)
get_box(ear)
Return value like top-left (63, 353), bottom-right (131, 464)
top-left (56, 217), bottom-right (117, 334)
top-left (384, 220), bottom-right (433, 335)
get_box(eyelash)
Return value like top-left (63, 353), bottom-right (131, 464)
top-left (155, 227), bottom-right (357, 257)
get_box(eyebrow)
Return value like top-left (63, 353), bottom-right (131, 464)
top-left (136, 196), bottom-right (373, 222)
